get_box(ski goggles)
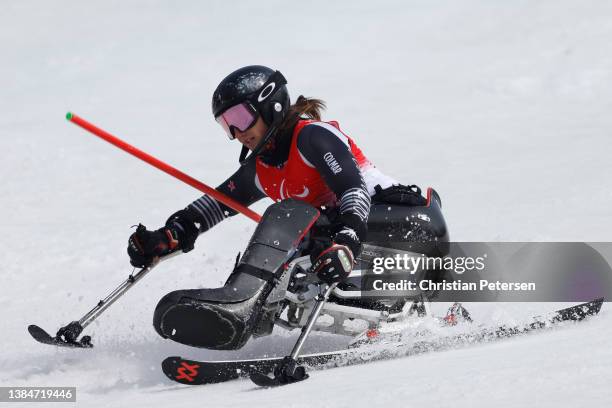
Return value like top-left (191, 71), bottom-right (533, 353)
top-left (215, 102), bottom-right (259, 140)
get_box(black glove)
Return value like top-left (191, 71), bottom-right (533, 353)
top-left (332, 226), bottom-right (361, 258)
top-left (312, 243), bottom-right (355, 284)
top-left (309, 213), bottom-right (364, 284)
top-left (127, 224), bottom-right (180, 267)
top-left (164, 209), bottom-right (200, 252)
top-left (127, 209), bottom-right (200, 267)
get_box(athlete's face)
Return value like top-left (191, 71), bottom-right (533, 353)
top-left (233, 116), bottom-right (268, 151)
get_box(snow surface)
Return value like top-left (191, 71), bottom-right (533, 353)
top-left (1, 0), bottom-right (611, 406)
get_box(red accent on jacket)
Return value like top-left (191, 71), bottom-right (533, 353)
top-left (255, 120), bottom-right (370, 207)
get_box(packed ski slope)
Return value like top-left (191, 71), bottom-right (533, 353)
top-left (1, 0), bottom-right (611, 406)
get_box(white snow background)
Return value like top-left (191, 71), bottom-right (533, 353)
top-left (1, 0), bottom-right (611, 406)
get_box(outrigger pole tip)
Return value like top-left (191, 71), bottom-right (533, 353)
top-left (66, 112), bottom-right (73, 121)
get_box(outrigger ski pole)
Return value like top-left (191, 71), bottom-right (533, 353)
top-left (29, 113), bottom-right (264, 348)
top-left (28, 252), bottom-right (179, 348)
top-left (250, 282), bottom-right (339, 387)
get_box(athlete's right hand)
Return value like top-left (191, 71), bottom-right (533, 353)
top-left (128, 210), bottom-right (200, 267)
top-left (127, 224), bottom-right (181, 267)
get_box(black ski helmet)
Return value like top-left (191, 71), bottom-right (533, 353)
top-left (211, 65), bottom-right (290, 127)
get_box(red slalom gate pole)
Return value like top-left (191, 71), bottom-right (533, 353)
top-left (66, 112), bottom-right (262, 223)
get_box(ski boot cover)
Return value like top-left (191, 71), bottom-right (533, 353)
top-left (153, 199), bottom-right (319, 350)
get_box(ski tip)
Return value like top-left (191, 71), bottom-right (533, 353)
top-left (28, 324), bottom-right (53, 342)
top-left (66, 112), bottom-right (73, 121)
top-left (28, 324), bottom-right (45, 335)
top-left (593, 297), bottom-right (604, 312)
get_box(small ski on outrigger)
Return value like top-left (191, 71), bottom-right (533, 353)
top-left (161, 297), bottom-right (604, 387)
top-left (28, 254), bottom-right (179, 349)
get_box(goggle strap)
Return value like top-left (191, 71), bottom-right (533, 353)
top-left (239, 145), bottom-right (249, 163)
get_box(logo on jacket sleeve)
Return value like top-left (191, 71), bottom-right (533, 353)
top-left (323, 152), bottom-right (342, 174)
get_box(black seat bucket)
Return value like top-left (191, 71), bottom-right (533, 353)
top-left (153, 199), bottom-right (319, 350)
top-left (367, 187), bottom-right (449, 256)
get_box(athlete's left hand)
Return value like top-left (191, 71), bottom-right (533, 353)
top-left (312, 243), bottom-right (355, 284)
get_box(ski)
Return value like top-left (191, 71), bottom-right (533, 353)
top-left (27, 324), bottom-right (93, 348)
top-left (161, 350), bottom-right (348, 385)
top-left (161, 297), bottom-right (604, 385)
